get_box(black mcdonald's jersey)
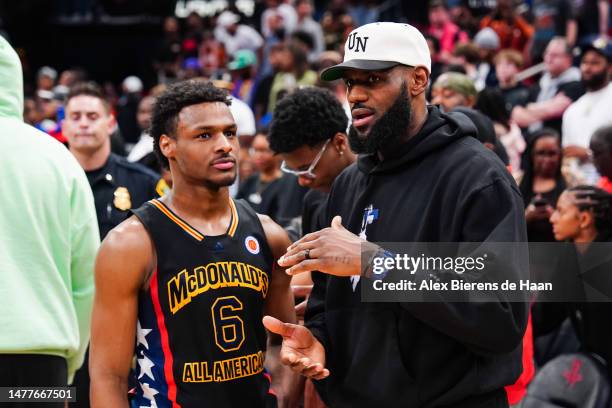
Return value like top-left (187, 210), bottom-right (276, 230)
top-left (131, 198), bottom-right (277, 408)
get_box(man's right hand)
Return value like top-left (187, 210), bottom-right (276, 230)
top-left (262, 316), bottom-right (329, 380)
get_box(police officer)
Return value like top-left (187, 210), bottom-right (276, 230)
top-left (63, 82), bottom-right (164, 240)
top-left (63, 82), bottom-right (163, 408)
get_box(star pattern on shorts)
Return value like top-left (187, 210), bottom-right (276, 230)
top-left (141, 381), bottom-right (159, 406)
top-left (137, 320), bottom-right (152, 349)
top-left (138, 354), bottom-right (155, 381)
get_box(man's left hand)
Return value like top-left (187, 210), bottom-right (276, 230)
top-left (278, 216), bottom-right (377, 277)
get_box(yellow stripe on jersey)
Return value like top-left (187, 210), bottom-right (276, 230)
top-left (228, 199), bottom-right (239, 237)
top-left (150, 200), bottom-right (204, 242)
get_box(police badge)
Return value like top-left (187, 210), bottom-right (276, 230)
top-left (113, 186), bottom-right (132, 211)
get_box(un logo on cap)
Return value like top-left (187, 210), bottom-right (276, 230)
top-left (347, 32), bottom-right (369, 53)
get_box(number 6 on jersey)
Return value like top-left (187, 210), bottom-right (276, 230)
top-left (211, 296), bottom-right (245, 352)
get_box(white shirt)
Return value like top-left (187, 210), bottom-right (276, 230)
top-left (127, 132), bottom-right (153, 163)
top-left (562, 82), bottom-right (612, 184)
top-left (562, 83), bottom-right (612, 148)
top-left (214, 25), bottom-right (263, 56)
top-left (229, 96), bottom-right (256, 137)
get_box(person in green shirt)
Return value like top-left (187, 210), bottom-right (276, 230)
top-left (0, 35), bottom-right (99, 398)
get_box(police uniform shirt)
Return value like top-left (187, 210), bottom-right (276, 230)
top-left (85, 153), bottom-right (164, 239)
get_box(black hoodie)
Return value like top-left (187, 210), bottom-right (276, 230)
top-left (305, 106), bottom-right (528, 408)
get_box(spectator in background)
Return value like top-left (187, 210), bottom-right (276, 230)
top-left (198, 32), bottom-right (227, 77)
top-left (573, 0), bottom-right (610, 44)
top-left (449, 43), bottom-right (482, 85)
top-left (267, 41), bottom-right (317, 114)
top-left (519, 128), bottom-right (566, 242)
top-left (314, 50), bottom-right (351, 119)
top-left (530, 0), bottom-right (577, 62)
top-left (155, 16), bottom-right (182, 83)
top-left (547, 185), bottom-right (612, 375)
top-left (35, 88), bottom-right (61, 134)
top-left (562, 38), bottom-right (612, 185)
top-left (476, 88), bottom-right (526, 176)
top-left (0, 34), bottom-right (99, 402)
top-left (321, 5), bottom-right (355, 51)
top-left (182, 57), bottom-right (204, 80)
top-left (346, 0), bottom-right (380, 26)
top-left (432, 71), bottom-right (478, 112)
top-left (127, 95), bottom-right (156, 164)
top-left (183, 11), bottom-right (204, 56)
top-left (480, 0), bottom-right (534, 52)
top-left (590, 125), bottom-right (612, 193)
top-left (214, 10), bottom-right (264, 57)
top-left (252, 43), bottom-right (286, 124)
top-left (448, 0), bottom-right (482, 36)
top-left (36, 66), bottom-right (57, 91)
top-left (432, 72), bottom-right (511, 164)
top-left (261, 0), bottom-right (298, 39)
top-left (237, 129), bottom-right (307, 227)
top-left (424, 34), bottom-right (444, 86)
top-left (116, 75), bottom-right (143, 149)
top-left (495, 49), bottom-right (530, 109)
top-left (512, 37), bottom-right (583, 133)
top-left (23, 97), bottom-right (41, 126)
top-left (427, 0), bottom-right (469, 63)
top-left (58, 68), bottom-right (88, 88)
top-left (229, 49), bottom-right (258, 103)
top-left (296, 0), bottom-right (325, 62)
top-left (473, 27), bottom-right (501, 89)
top-left (213, 74), bottom-right (257, 141)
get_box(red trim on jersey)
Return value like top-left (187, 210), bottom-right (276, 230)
top-left (150, 269), bottom-right (182, 408)
top-left (263, 372), bottom-right (277, 396)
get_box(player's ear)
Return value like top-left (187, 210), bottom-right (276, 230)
top-left (159, 134), bottom-right (176, 161)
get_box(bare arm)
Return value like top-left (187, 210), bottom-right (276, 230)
top-left (563, 145), bottom-right (591, 161)
top-left (89, 217), bottom-right (154, 407)
top-left (512, 93), bottom-right (573, 126)
top-left (566, 19), bottom-right (577, 47)
top-left (260, 214), bottom-right (296, 324)
top-left (599, 0), bottom-right (609, 37)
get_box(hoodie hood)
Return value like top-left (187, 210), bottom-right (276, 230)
top-left (358, 105), bottom-right (477, 174)
top-left (0, 35), bottom-right (24, 120)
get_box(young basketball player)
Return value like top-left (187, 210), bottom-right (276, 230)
top-left (90, 80), bottom-right (295, 407)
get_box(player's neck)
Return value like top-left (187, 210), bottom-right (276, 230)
top-left (167, 180), bottom-right (230, 220)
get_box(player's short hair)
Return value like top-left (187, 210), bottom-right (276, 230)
top-left (268, 87), bottom-right (348, 153)
top-left (150, 79), bottom-right (231, 168)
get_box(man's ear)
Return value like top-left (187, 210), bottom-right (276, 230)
top-left (333, 132), bottom-right (348, 153)
top-left (107, 114), bottom-right (117, 134)
top-left (410, 66), bottom-right (430, 96)
top-left (159, 134), bottom-right (175, 163)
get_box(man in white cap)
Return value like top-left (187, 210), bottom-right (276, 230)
top-left (264, 22), bottom-right (528, 407)
top-left (214, 10), bottom-right (264, 57)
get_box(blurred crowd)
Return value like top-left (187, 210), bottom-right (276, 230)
top-left (17, 0), bottom-right (612, 197)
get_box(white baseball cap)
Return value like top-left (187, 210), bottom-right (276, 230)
top-left (321, 22), bottom-right (431, 81)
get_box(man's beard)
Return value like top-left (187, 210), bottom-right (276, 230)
top-left (348, 82), bottom-right (411, 155)
top-left (582, 70), bottom-right (608, 90)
